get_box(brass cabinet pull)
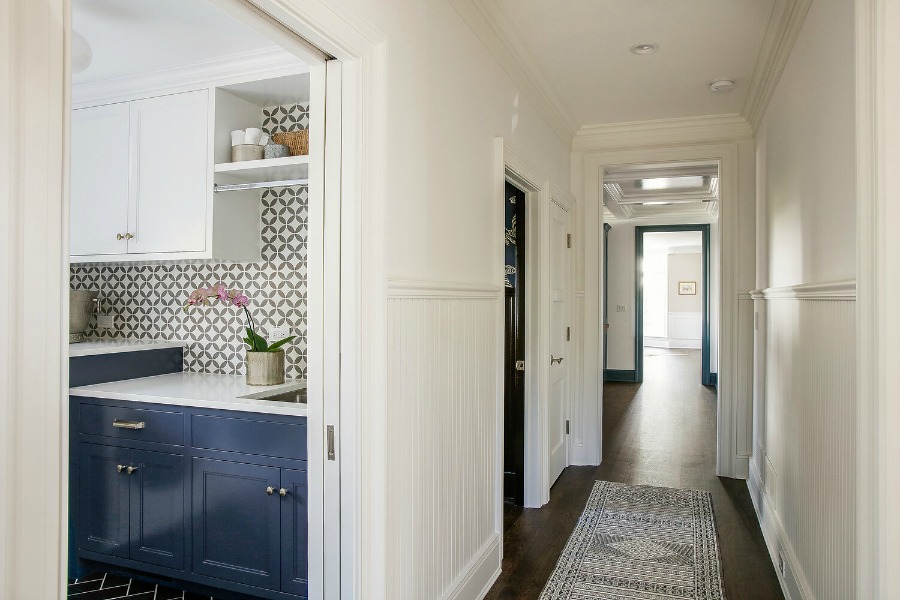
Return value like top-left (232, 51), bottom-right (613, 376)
top-left (266, 486), bottom-right (275, 496)
top-left (551, 355), bottom-right (564, 365)
top-left (116, 464), bottom-right (126, 473)
top-left (126, 466), bottom-right (138, 475)
top-left (112, 419), bottom-right (145, 430)
top-left (116, 233), bottom-right (125, 240)
top-left (124, 232), bottom-right (134, 240)
top-left (279, 488), bottom-right (288, 497)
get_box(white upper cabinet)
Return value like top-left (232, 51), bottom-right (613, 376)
top-left (71, 103), bottom-right (131, 257)
top-left (127, 90), bottom-right (209, 255)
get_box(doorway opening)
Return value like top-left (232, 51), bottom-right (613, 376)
top-left (503, 181), bottom-right (526, 506)
top-left (65, 1), bottom-right (342, 598)
top-left (635, 226), bottom-right (712, 385)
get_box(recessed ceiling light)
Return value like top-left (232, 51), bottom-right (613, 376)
top-left (709, 79), bottom-right (735, 93)
top-left (630, 43), bottom-right (658, 55)
top-left (640, 176), bottom-right (704, 190)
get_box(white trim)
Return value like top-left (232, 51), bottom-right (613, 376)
top-left (741, 0), bottom-right (813, 132)
top-left (387, 279), bottom-right (503, 298)
top-left (502, 140), bottom-right (555, 508)
top-left (551, 183), bottom-right (576, 211)
top-left (72, 48), bottom-right (309, 107)
top-left (584, 142), bottom-right (748, 479)
top-left (856, 0), bottom-right (900, 596)
top-left (749, 280), bottom-right (857, 301)
top-left (573, 114), bottom-right (753, 152)
top-left (748, 461), bottom-right (815, 600)
top-left (448, 0), bottom-right (577, 143)
top-left (443, 535), bottom-right (501, 600)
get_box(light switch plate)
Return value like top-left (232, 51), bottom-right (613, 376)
top-left (270, 326), bottom-right (291, 340)
top-left (97, 315), bottom-right (114, 329)
top-left (616, 305), bottom-right (627, 313)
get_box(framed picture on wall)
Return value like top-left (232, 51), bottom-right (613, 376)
top-left (678, 281), bottom-right (697, 295)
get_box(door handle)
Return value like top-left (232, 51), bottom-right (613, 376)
top-left (327, 425), bottom-right (335, 461)
top-left (551, 355), bottom-right (564, 365)
top-left (603, 323), bottom-right (610, 331)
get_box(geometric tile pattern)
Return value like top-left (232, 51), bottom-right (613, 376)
top-left (262, 102), bottom-right (309, 135)
top-left (67, 572), bottom-right (217, 599)
top-left (540, 481), bottom-right (726, 600)
top-left (70, 185), bottom-right (309, 381)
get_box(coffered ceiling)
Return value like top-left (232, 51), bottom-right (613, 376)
top-left (604, 161), bottom-right (719, 222)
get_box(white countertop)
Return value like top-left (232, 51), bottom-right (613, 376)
top-left (69, 339), bottom-right (185, 357)
top-left (70, 372), bottom-right (307, 416)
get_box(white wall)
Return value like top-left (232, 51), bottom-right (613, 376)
top-left (751, 0), bottom-right (857, 598)
top-left (668, 253), bottom-right (702, 312)
top-left (331, 1), bottom-right (573, 598)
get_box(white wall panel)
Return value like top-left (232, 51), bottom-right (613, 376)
top-left (386, 287), bottom-right (501, 599)
top-left (751, 291), bottom-right (855, 600)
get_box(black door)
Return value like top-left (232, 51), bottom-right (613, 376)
top-left (503, 182), bottom-right (526, 506)
top-left (603, 223), bottom-right (611, 380)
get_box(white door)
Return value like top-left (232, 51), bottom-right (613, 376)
top-left (548, 201), bottom-right (570, 486)
top-left (70, 102), bottom-right (131, 256)
top-left (128, 90), bottom-right (209, 255)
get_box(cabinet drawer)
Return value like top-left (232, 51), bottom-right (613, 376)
top-left (79, 403), bottom-right (184, 445)
top-left (191, 414), bottom-right (306, 460)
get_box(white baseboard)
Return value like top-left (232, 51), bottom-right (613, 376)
top-left (747, 461), bottom-right (815, 600)
top-left (444, 534), bottom-right (501, 600)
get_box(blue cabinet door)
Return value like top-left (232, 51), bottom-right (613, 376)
top-left (280, 467), bottom-right (308, 597)
top-left (192, 457), bottom-right (282, 590)
top-left (129, 449), bottom-right (185, 570)
top-left (77, 442), bottom-right (130, 558)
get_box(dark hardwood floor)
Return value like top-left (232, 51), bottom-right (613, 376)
top-left (485, 347), bottom-right (783, 600)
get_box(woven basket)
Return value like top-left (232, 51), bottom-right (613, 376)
top-left (271, 130), bottom-right (309, 156)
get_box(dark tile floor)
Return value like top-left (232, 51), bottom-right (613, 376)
top-left (67, 572), bottom-right (215, 600)
top-left (486, 347), bottom-right (784, 600)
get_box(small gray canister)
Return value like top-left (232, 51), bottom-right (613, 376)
top-left (264, 144), bottom-right (291, 159)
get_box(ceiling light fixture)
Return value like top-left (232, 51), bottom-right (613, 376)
top-left (709, 79), bottom-right (735, 93)
top-left (640, 176), bottom-right (704, 190)
top-left (630, 43), bottom-right (658, 55)
top-left (642, 202), bottom-right (672, 206)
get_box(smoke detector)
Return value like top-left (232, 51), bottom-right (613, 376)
top-left (630, 43), bottom-right (659, 55)
top-left (709, 79), bottom-right (735, 93)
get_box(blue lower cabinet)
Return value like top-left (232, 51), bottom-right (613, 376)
top-left (191, 457), bottom-right (282, 590)
top-left (280, 467), bottom-right (309, 596)
top-left (129, 449), bottom-right (185, 569)
top-left (77, 443), bottom-right (185, 569)
top-left (77, 442), bottom-right (131, 559)
top-left (72, 398), bottom-right (308, 599)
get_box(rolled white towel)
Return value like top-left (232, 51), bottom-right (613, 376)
top-left (244, 127), bottom-right (263, 145)
top-left (259, 132), bottom-right (270, 146)
top-left (231, 130), bottom-right (244, 147)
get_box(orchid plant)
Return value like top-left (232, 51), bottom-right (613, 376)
top-left (184, 282), bottom-right (295, 353)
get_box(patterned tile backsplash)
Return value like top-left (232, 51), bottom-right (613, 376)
top-left (70, 104), bottom-right (310, 380)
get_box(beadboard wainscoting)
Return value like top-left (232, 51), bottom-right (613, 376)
top-left (749, 282), bottom-right (856, 600)
top-left (386, 281), bottom-right (502, 599)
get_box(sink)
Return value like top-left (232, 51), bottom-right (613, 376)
top-left (249, 388), bottom-right (307, 403)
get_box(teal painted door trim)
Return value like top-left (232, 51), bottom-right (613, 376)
top-left (605, 369), bottom-right (637, 383)
top-left (634, 224), bottom-right (712, 385)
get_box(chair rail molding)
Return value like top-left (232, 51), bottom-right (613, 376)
top-left (750, 280), bottom-right (857, 301)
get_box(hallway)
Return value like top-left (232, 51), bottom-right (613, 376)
top-left (485, 349), bottom-right (783, 600)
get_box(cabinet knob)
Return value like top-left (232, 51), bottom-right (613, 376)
top-left (124, 232), bottom-right (134, 240)
top-left (279, 488), bottom-right (288, 497)
top-left (116, 464), bottom-right (126, 473)
top-left (116, 233), bottom-right (125, 241)
top-left (266, 486), bottom-right (275, 496)
top-left (126, 466), bottom-right (138, 475)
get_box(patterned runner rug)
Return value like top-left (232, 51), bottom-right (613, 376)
top-left (540, 481), bottom-right (726, 600)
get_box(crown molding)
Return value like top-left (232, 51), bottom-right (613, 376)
top-left (72, 48), bottom-right (306, 107)
top-left (573, 113), bottom-right (753, 152)
top-left (742, 0), bottom-right (813, 132)
top-left (450, 0), bottom-right (578, 144)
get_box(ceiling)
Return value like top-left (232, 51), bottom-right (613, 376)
top-left (72, 0), bottom-right (286, 84)
top-left (604, 161), bottom-right (719, 222)
top-left (460, 0), bottom-right (777, 129)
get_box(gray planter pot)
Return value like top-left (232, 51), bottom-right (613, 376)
top-left (69, 289), bottom-right (98, 343)
top-left (246, 350), bottom-right (285, 386)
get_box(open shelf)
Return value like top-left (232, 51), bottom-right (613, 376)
top-left (214, 155), bottom-right (309, 183)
